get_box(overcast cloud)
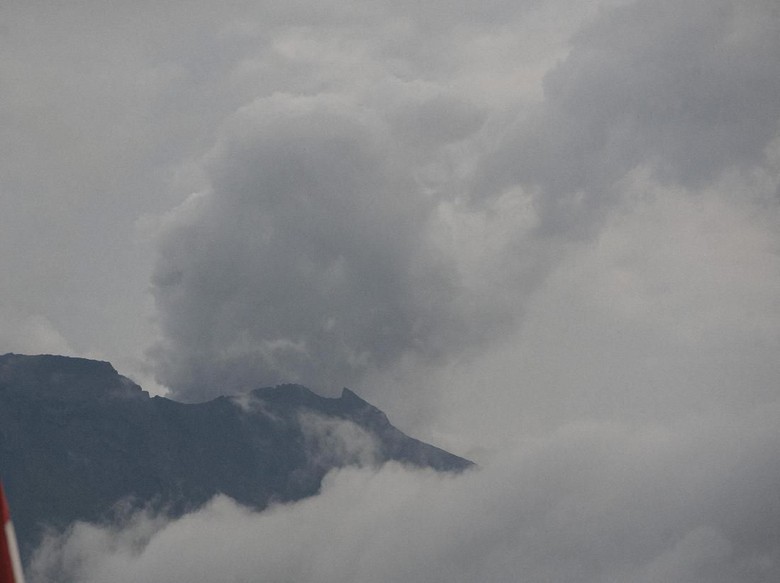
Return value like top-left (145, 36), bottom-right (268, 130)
top-left (3, 0), bottom-right (780, 581)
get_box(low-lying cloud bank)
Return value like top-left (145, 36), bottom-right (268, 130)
top-left (29, 401), bottom-right (780, 583)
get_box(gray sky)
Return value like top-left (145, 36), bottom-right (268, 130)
top-left (3, 0), bottom-right (780, 581)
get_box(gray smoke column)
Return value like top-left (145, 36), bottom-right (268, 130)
top-left (147, 0), bottom-right (780, 403)
top-left (149, 94), bottom-right (489, 401)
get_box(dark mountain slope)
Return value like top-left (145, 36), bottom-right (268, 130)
top-left (0, 353), bottom-right (471, 561)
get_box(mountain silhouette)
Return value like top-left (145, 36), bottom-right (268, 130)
top-left (0, 353), bottom-right (472, 561)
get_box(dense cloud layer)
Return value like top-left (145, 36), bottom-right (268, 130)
top-left (29, 402), bottom-right (780, 583)
top-left (476, 0), bottom-right (780, 235)
top-left (149, 95), bottom-right (483, 400)
top-left (145, 0), bottom-right (780, 402)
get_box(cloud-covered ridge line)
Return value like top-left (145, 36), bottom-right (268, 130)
top-left (0, 355), bottom-right (471, 563)
top-left (28, 402), bottom-right (780, 583)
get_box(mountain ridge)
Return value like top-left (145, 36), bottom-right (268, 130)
top-left (0, 353), bottom-right (472, 562)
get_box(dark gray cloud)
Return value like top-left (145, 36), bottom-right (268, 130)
top-left (475, 0), bottom-right (780, 236)
top-left (0, 0), bottom-right (574, 391)
top-left (147, 0), bottom-right (780, 404)
top-left (149, 94), bottom-right (499, 401)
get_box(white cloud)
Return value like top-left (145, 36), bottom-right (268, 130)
top-left (28, 401), bottom-right (780, 583)
top-left (298, 411), bottom-right (381, 468)
top-left (0, 312), bottom-right (73, 356)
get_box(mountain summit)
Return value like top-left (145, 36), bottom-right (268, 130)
top-left (0, 353), bottom-right (472, 561)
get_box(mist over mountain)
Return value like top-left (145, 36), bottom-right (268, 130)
top-left (0, 353), bottom-right (471, 562)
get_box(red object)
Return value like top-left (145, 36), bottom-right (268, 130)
top-left (0, 483), bottom-right (9, 523)
top-left (0, 482), bottom-right (25, 583)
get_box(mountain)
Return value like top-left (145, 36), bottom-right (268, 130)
top-left (0, 353), bottom-right (472, 562)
